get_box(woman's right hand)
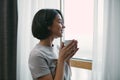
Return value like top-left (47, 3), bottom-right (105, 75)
top-left (58, 40), bottom-right (79, 62)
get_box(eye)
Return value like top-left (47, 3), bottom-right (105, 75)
top-left (58, 20), bottom-right (63, 24)
top-left (58, 21), bottom-right (62, 23)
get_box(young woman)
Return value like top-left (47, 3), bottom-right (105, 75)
top-left (28, 9), bottom-right (79, 80)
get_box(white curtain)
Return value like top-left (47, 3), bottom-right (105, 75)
top-left (92, 0), bottom-right (120, 80)
top-left (17, 0), bottom-right (60, 80)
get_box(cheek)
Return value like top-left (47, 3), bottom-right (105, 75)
top-left (57, 27), bottom-right (60, 31)
top-left (53, 25), bottom-right (61, 32)
top-left (50, 23), bottom-right (62, 34)
top-left (51, 26), bottom-right (58, 34)
top-left (57, 24), bottom-right (62, 30)
top-left (57, 26), bottom-right (62, 33)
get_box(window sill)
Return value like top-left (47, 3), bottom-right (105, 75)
top-left (70, 58), bottom-right (92, 70)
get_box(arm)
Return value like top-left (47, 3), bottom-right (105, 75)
top-left (54, 40), bottom-right (79, 80)
top-left (37, 74), bottom-right (53, 80)
top-left (38, 40), bottom-right (79, 80)
top-left (54, 59), bottom-right (64, 80)
top-left (37, 60), bottom-right (64, 80)
top-left (66, 60), bottom-right (70, 65)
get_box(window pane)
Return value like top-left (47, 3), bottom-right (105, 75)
top-left (64, 0), bottom-right (94, 60)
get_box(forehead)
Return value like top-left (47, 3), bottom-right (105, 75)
top-left (55, 14), bottom-right (62, 21)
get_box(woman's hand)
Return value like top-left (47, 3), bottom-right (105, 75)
top-left (58, 40), bottom-right (79, 62)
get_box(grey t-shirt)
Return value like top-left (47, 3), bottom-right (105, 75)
top-left (28, 43), bottom-right (71, 80)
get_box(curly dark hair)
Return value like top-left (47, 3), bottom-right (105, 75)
top-left (32, 9), bottom-right (64, 40)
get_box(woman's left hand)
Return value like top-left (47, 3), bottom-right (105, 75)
top-left (59, 40), bottom-right (79, 62)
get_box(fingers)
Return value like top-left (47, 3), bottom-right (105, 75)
top-left (60, 42), bottom-right (64, 49)
top-left (65, 40), bottom-right (78, 51)
top-left (65, 48), bottom-right (79, 61)
top-left (59, 39), bottom-right (79, 62)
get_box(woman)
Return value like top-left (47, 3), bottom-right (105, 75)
top-left (28, 9), bottom-right (79, 80)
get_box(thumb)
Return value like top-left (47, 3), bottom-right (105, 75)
top-left (60, 42), bottom-right (64, 49)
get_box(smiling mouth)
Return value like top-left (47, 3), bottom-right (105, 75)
top-left (61, 29), bottom-right (64, 33)
top-left (61, 30), bottom-right (63, 33)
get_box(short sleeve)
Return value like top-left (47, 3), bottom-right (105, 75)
top-left (28, 50), bottom-right (50, 79)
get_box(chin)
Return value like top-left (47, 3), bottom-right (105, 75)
top-left (54, 34), bottom-right (62, 38)
top-left (59, 34), bottom-right (62, 37)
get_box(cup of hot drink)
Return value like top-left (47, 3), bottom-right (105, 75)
top-left (64, 40), bottom-right (72, 46)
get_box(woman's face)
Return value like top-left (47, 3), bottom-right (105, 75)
top-left (49, 14), bottom-right (65, 38)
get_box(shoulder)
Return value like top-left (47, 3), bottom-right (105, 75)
top-left (29, 44), bottom-right (46, 57)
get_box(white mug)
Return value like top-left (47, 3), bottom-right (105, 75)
top-left (64, 40), bottom-right (72, 46)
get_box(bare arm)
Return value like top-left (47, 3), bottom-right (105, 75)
top-left (37, 74), bottom-right (53, 80)
top-left (37, 60), bottom-right (64, 80)
top-left (54, 59), bottom-right (64, 80)
top-left (54, 40), bottom-right (79, 80)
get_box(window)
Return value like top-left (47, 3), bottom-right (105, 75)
top-left (61, 0), bottom-right (94, 80)
top-left (63, 0), bottom-right (93, 60)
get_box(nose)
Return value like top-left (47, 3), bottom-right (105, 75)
top-left (62, 25), bottom-right (65, 29)
top-left (61, 23), bottom-right (65, 29)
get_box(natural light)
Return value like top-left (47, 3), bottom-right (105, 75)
top-left (64, 0), bottom-right (94, 60)
top-left (63, 0), bottom-right (94, 80)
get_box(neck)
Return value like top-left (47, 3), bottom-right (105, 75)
top-left (39, 37), bottom-right (54, 47)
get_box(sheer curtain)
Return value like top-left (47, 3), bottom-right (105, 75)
top-left (17, 0), bottom-right (60, 80)
top-left (92, 0), bottom-right (120, 80)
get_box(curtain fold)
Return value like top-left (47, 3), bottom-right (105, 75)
top-left (104, 0), bottom-right (120, 80)
top-left (0, 0), bottom-right (18, 80)
top-left (92, 0), bottom-right (120, 80)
